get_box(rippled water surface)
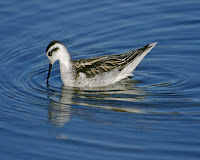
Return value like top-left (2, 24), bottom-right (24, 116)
top-left (1, 0), bottom-right (200, 159)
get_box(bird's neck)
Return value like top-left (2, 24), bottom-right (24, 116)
top-left (59, 49), bottom-right (76, 86)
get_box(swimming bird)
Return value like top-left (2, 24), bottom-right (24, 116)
top-left (46, 40), bottom-right (157, 87)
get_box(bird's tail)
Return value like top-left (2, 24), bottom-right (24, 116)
top-left (113, 42), bottom-right (158, 83)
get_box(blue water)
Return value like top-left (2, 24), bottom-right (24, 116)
top-left (1, 0), bottom-right (200, 159)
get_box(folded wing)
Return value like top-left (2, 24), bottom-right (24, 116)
top-left (73, 44), bottom-right (152, 78)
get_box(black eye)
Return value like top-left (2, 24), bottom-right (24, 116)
top-left (48, 47), bottom-right (59, 57)
top-left (48, 52), bottom-right (52, 56)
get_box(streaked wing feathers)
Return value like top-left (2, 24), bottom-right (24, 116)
top-left (73, 44), bottom-right (150, 78)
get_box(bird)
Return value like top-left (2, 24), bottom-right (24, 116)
top-left (46, 40), bottom-right (157, 87)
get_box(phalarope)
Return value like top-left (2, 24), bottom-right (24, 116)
top-left (46, 40), bottom-right (157, 87)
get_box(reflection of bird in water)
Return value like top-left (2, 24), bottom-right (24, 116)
top-left (47, 79), bottom-right (146, 127)
top-left (47, 86), bottom-right (74, 127)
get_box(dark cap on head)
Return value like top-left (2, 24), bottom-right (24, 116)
top-left (46, 40), bottom-right (63, 53)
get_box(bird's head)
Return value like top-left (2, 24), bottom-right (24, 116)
top-left (46, 40), bottom-right (64, 65)
top-left (46, 40), bottom-right (69, 84)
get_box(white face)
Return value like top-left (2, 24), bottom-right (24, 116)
top-left (46, 40), bottom-right (64, 65)
top-left (46, 45), bottom-right (60, 65)
top-left (46, 41), bottom-right (63, 84)
top-left (46, 40), bottom-right (71, 84)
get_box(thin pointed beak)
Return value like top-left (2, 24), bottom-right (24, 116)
top-left (47, 64), bottom-right (52, 84)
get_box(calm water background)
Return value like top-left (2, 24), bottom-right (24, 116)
top-left (0, 0), bottom-right (200, 159)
